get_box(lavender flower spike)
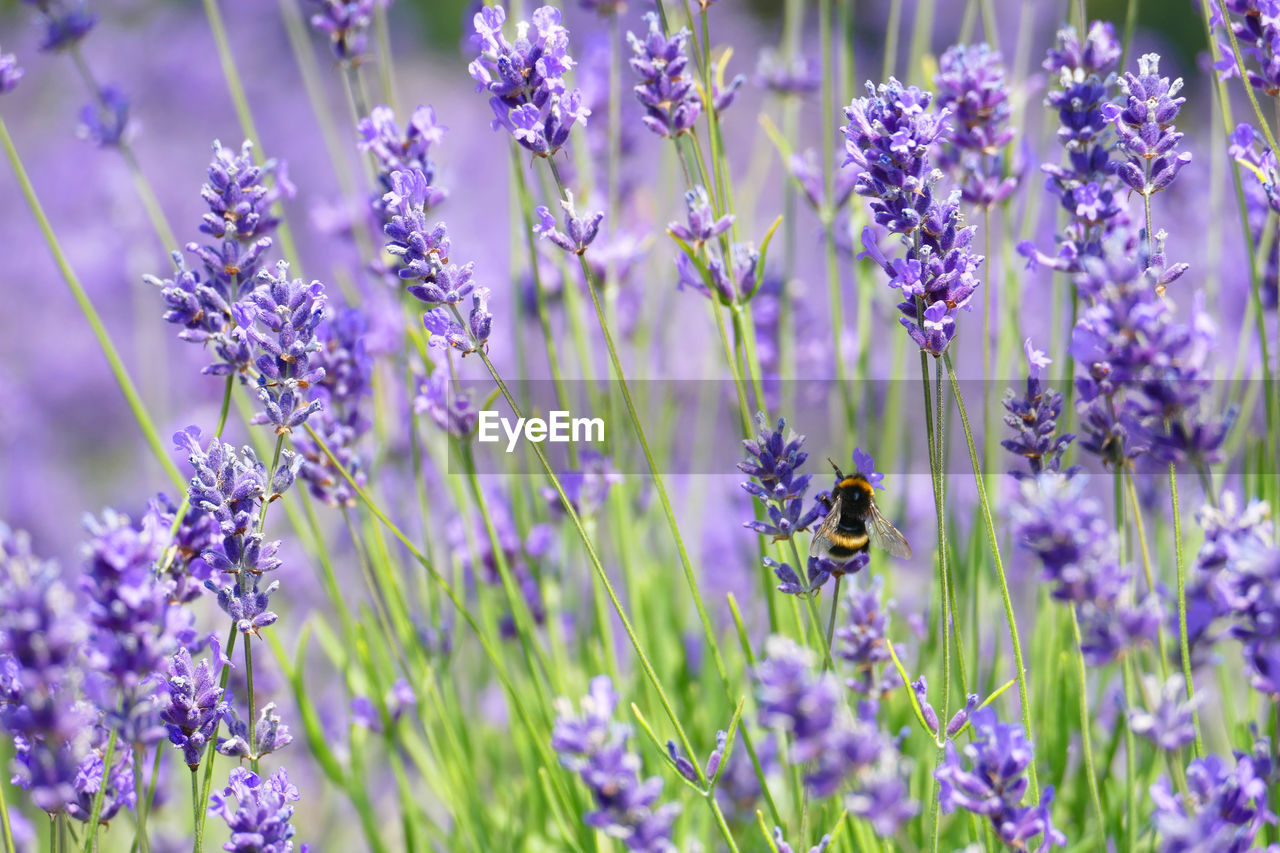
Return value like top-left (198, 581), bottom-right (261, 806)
top-left (1105, 53), bottom-right (1192, 198)
top-left (933, 43), bottom-right (1018, 207)
top-left (1001, 338), bottom-right (1076, 480)
top-left (161, 648), bottom-right (228, 769)
top-left (307, 0), bottom-right (374, 63)
top-left (245, 262), bottom-right (327, 434)
top-left (534, 191), bottom-right (605, 255)
top-left (628, 12), bottom-right (700, 138)
top-left (208, 767), bottom-right (307, 853)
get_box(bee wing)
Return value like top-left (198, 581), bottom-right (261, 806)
top-left (808, 492), bottom-right (842, 560)
top-left (866, 500), bottom-right (913, 559)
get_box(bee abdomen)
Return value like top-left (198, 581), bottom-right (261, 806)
top-left (826, 531), bottom-right (869, 556)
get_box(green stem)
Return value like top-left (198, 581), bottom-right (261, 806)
top-left (0, 117), bottom-right (184, 490)
top-left (0, 764), bottom-right (15, 853)
top-left (943, 352), bottom-right (1038, 799)
top-left (195, 626), bottom-right (238, 852)
top-left (82, 727), bottom-right (119, 853)
top-left (132, 744), bottom-right (150, 853)
top-left (1168, 463), bottom-right (1206, 757)
top-left (1068, 605), bottom-right (1107, 852)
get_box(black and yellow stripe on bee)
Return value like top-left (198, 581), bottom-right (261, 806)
top-left (825, 530), bottom-right (869, 551)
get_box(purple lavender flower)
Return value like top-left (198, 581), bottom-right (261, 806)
top-left (295, 307), bottom-right (372, 506)
top-left (738, 413), bottom-right (825, 542)
top-left (415, 370), bottom-right (479, 438)
top-left (0, 526), bottom-right (91, 812)
top-left (1018, 22), bottom-right (1129, 275)
top-left (753, 637), bottom-right (887, 798)
top-left (208, 766), bottom-right (305, 853)
top-left (1151, 747), bottom-right (1276, 852)
top-left (628, 13), bottom-right (700, 138)
top-left (788, 150), bottom-right (857, 213)
top-left (356, 105), bottom-right (447, 220)
top-left (936, 707), bottom-right (1066, 849)
top-left (534, 191), bottom-right (605, 255)
top-left (771, 829), bottom-right (830, 853)
top-left (64, 737), bottom-right (135, 824)
top-left (845, 79), bottom-right (983, 357)
top-left (307, 0), bottom-right (373, 62)
top-left (1104, 54), bottom-right (1192, 199)
top-left (541, 450), bottom-right (620, 518)
top-left (144, 493), bottom-right (219, 604)
top-left (79, 509), bottom-right (191, 743)
top-left (243, 262), bottom-right (327, 434)
top-left (755, 49), bottom-right (820, 96)
top-left (218, 702), bottom-right (292, 762)
top-left (470, 5), bottom-right (588, 157)
top-left (160, 648), bottom-right (227, 769)
top-left (77, 85), bottom-right (129, 148)
top-left (668, 186), bottom-right (734, 246)
top-left (835, 575), bottom-right (899, 696)
top-left (1002, 338), bottom-right (1076, 480)
top-left (0, 51), bottom-right (22, 94)
top-left (1128, 677), bottom-right (1199, 752)
top-left (1230, 123), bottom-right (1280, 307)
top-left (175, 427), bottom-right (298, 636)
top-left (23, 0), bottom-right (97, 53)
top-left (552, 676), bottom-right (680, 851)
top-left (1212, 2), bottom-right (1280, 95)
top-left (675, 241), bottom-right (759, 304)
top-left (933, 43), bottom-right (1018, 207)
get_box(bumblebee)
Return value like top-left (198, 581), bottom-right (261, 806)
top-left (809, 459), bottom-right (912, 565)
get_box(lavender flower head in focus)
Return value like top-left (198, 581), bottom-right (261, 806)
top-left (627, 13), bottom-right (700, 139)
top-left (469, 5), bottom-right (589, 157)
top-left (208, 767), bottom-right (307, 853)
top-left (1002, 338), bottom-right (1076, 480)
top-left (1104, 53), bottom-right (1192, 201)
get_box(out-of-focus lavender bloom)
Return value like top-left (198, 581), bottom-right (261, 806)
top-left (578, 0), bottom-right (624, 16)
top-left (1151, 747), bottom-right (1276, 852)
top-left (0, 51), bottom-right (22, 94)
top-left (788, 150), bottom-right (857, 213)
top-left (79, 509), bottom-right (190, 744)
top-left (1128, 678), bottom-right (1199, 752)
top-left (76, 85), bottom-right (129, 148)
top-left (415, 370), bottom-right (479, 438)
top-left (1104, 54), bottom-right (1191, 199)
top-left (835, 575), bottom-right (899, 696)
top-left (1212, 2), bottom-right (1280, 95)
top-left (534, 191), bottom-right (605, 255)
top-left (846, 79), bottom-right (982, 357)
top-left (307, 0), bottom-right (373, 62)
top-left (470, 5), bottom-right (588, 157)
top-left (712, 71), bottom-right (746, 115)
top-left (664, 728), bottom-right (728, 786)
top-left (933, 43), bottom-right (1018, 207)
top-left (541, 450), bottom-right (620, 518)
top-left (753, 638), bottom-right (884, 798)
top-left (936, 708), bottom-right (1066, 849)
top-left (1002, 338), bottom-right (1076, 480)
top-left (911, 677), bottom-right (978, 738)
top-left (1011, 472), bottom-right (1160, 664)
top-left (218, 702), bottom-right (292, 762)
top-left (676, 241), bottom-right (759, 304)
top-left (243, 262), bottom-right (327, 434)
top-left (1018, 22), bottom-right (1128, 275)
top-left (738, 413), bottom-right (824, 542)
top-left (208, 767), bottom-right (305, 853)
top-left (356, 105), bottom-right (447, 220)
top-left (552, 676), bottom-right (680, 851)
top-left (0, 526), bottom-right (91, 812)
top-left (160, 648), bottom-right (227, 769)
top-left (668, 186), bottom-right (734, 246)
top-left (1230, 123), bottom-right (1280, 307)
top-left (1071, 248), bottom-right (1223, 467)
top-left (628, 13), bottom-right (700, 138)
top-left (24, 0), bottom-right (97, 52)
top-left (64, 737), bottom-right (134, 823)
top-left (755, 49), bottom-right (820, 96)
top-left (294, 307), bottom-right (372, 506)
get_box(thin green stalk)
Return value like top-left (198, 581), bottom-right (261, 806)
top-left (825, 576), bottom-right (843, 656)
top-left (820, 0), bottom-right (855, 426)
top-left (1168, 464), bottom-right (1206, 757)
top-left (132, 744), bottom-right (150, 853)
top-left (81, 727), bottom-right (118, 853)
top-left (943, 352), bottom-right (1038, 799)
top-left (1121, 466), bottom-right (1172, 681)
top-left (1121, 656), bottom-right (1140, 853)
top-left (194, 626), bottom-right (238, 852)
top-left (0, 116), bottom-right (184, 490)
top-left (0, 766), bottom-right (15, 853)
top-left (1068, 606), bottom-right (1106, 852)
top-left (199, 0), bottom-right (301, 269)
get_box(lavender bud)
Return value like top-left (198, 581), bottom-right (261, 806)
top-left (945, 694), bottom-right (979, 737)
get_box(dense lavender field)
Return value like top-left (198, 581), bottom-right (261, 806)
top-left (2, 0), bottom-right (1279, 850)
